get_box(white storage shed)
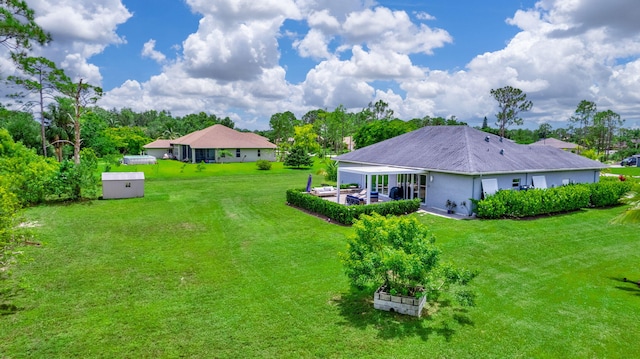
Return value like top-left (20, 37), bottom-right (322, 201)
top-left (102, 172), bottom-right (145, 199)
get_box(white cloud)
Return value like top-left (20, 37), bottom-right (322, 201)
top-left (27, 0), bottom-right (131, 84)
top-left (342, 7), bottom-right (452, 54)
top-left (307, 9), bottom-right (341, 32)
top-left (141, 39), bottom-right (167, 63)
top-left (292, 29), bottom-right (333, 60)
top-left (186, 0), bottom-right (301, 22)
top-left (181, 16), bottom-right (281, 81)
top-left (23, 0), bottom-right (639, 130)
top-left (544, 0), bottom-right (640, 39)
top-left (415, 11), bottom-right (436, 21)
top-left (32, 0), bottom-right (130, 45)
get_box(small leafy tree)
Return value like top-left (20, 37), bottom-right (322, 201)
top-left (46, 148), bottom-right (99, 200)
top-left (77, 148), bottom-right (99, 199)
top-left (341, 213), bottom-right (477, 305)
top-left (292, 124), bottom-right (320, 154)
top-left (284, 144), bottom-right (313, 168)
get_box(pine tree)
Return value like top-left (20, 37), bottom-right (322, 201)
top-left (284, 145), bottom-right (313, 168)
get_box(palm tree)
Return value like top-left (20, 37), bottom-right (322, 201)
top-left (611, 181), bottom-right (640, 224)
top-left (44, 99), bottom-right (74, 162)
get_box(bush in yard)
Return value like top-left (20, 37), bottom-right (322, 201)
top-left (589, 179), bottom-right (632, 207)
top-left (256, 159), bottom-right (272, 170)
top-left (47, 149), bottom-right (100, 201)
top-left (341, 213), bottom-right (477, 305)
top-left (0, 129), bottom-right (58, 206)
top-left (0, 179), bottom-right (27, 310)
top-left (316, 159), bottom-right (337, 181)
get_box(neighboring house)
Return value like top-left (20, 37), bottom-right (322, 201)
top-left (343, 136), bottom-right (355, 151)
top-left (144, 124), bottom-right (277, 163)
top-left (143, 139), bottom-right (173, 159)
top-left (531, 137), bottom-right (580, 151)
top-left (334, 126), bottom-right (606, 215)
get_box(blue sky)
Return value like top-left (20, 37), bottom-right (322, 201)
top-left (9, 0), bottom-right (640, 130)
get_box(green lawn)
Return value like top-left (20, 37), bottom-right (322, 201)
top-left (609, 166), bottom-right (640, 177)
top-left (2, 162), bottom-right (640, 358)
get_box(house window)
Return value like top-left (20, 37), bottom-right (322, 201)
top-left (257, 149), bottom-right (261, 157)
top-left (236, 149), bottom-right (241, 158)
top-left (512, 178), bottom-right (521, 189)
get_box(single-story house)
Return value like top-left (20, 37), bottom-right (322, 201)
top-left (334, 126), bottom-right (606, 215)
top-left (143, 139), bottom-right (173, 159)
top-left (531, 137), bottom-right (580, 151)
top-left (343, 136), bottom-right (355, 151)
top-left (144, 124), bottom-right (277, 163)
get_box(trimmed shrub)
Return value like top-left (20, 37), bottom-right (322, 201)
top-left (588, 179), bottom-right (632, 207)
top-left (475, 180), bottom-right (632, 219)
top-left (286, 188), bottom-right (420, 225)
top-left (256, 160), bottom-right (272, 170)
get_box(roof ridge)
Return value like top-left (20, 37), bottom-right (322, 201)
top-left (462, 126), bottom-right (475, 173)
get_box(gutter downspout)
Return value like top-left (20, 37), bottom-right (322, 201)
top-left (336, 167), bottom-right (341, 203)
top-left (366, 174), bottom-right (372, 204)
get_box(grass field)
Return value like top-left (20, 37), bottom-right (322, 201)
top-left (2, 160), bottom-right (640, 358)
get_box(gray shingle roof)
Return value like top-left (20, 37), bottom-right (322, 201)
top-left (531, 137), bottom-right (579, 149)
top-left (335, 126), bottom-right (605, 175)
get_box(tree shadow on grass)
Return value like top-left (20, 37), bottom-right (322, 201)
top-left (331, 290), bottom-right (474, 342)
top-left (609, 277), bottom-right (640, 297)
top-left (0, 303), bottom-right (20, 316)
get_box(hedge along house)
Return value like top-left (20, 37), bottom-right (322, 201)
top-left (145, 124), bottom-right (277, 163)
top-left (334, 126), bottom-right (606, 215)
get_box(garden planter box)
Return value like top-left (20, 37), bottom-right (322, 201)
top-left (373, 286), bottom-right (426, 317)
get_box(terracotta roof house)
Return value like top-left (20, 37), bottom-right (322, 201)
top-left (144, 124), bottom-right (276, 163)
top-left (334, 126), bottom-right (606, 215)
top-left (143, 139), bottom-right (173, 159)
top-left (531, 137), bottom-right (580, 151)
